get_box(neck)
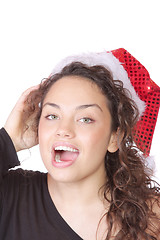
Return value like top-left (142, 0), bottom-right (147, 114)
top-left (47, 172), bottom-right (110, 240)
top-left (47, 172), bottom-right (107, 207)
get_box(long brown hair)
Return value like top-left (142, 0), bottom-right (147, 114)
top-left (23, 62), bottom-right (160, 239)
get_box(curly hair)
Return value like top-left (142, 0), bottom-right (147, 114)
top-left (23, 62), bottom-right (160, 239)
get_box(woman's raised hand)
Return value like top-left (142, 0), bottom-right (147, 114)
top-left (4, 85), bottom-right (40, 152)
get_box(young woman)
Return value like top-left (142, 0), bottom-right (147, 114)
top-left (1, 50), bottom-right (160, 239)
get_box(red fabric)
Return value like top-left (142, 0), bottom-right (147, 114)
top-left (111, 48), bottom-right (160, 156)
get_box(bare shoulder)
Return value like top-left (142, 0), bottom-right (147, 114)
top-left (152, 195), bottom-right (160, 218)
top-left (147, 196), bottom-right (160, 238)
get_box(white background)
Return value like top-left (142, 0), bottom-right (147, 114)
top-left (0, 0), bottom-right (159, 182)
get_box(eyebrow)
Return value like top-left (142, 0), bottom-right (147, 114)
top-left (42, 102), bottom-right (103, 112)
top-left (42, 102), bottom-right (60, 109)
top-left (75, 104), bottom-right (102, 112)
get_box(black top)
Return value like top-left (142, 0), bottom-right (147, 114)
top-left (0, 128), bottom-right (83, 240)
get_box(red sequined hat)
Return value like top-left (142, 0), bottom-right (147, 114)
top-left (112, 48), bottom-right (160, 156)
top-left (51, 48), bottom-right (160, 156)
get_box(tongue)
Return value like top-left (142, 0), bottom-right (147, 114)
top-left (59, 151), bottom-right (79, 161)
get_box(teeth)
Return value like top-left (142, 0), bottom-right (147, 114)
top-left (55, 146), bottom-right (78, 152)
top-left (55, 153), bottom-right (62, 163)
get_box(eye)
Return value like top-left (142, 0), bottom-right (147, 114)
top-left (79, 117), bottom-right (94, 124)
top-left (46, 114), bottom-right (59, 120)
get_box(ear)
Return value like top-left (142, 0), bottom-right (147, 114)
top-left (107, 129), bottom-right (123, 153)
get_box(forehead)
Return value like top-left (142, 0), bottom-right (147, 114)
top-left (45, 76), bottom-right (106, 103)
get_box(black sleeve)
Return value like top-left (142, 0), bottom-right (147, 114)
top-left (0, 128), bottom-right (20, 179)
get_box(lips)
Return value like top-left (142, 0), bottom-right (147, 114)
top-left (51, 142), bottom-right (79, 168)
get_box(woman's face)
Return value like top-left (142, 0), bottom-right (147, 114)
top-left (38, 76), bottom-right (117, 184)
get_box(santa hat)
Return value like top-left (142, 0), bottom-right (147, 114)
top-left (51, 48), bottom-right (160, 156)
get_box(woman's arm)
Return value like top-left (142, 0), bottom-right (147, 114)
top-left (4, 85), bottom-right (39, 152)
top-left (0, 128), bottom-right (19, 178)
top-left (0, 85), bottom-right (39, 178)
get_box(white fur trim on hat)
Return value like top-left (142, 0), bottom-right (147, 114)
top-left (51, 51), bottom-right (146, 117)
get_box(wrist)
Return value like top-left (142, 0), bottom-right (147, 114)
top-left (3, 126), bottom-right (21, 152)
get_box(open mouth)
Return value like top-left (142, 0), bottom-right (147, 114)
top-left (52, 145), bottom-right (79, 165)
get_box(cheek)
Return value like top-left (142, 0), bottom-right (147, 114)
top-left (38, 120), bottom-right (45, 144)
top-left (38, 119), bottom-right (51, 151)
top-left (79, 125), bottom-right (111, 154)
top-left (38, 122), bottom-right (53, 168)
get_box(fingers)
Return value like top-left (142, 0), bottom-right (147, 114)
top-left (15, 84), bottom-right (40, 111)
top-left (20, 84), bottom-right (40, 102)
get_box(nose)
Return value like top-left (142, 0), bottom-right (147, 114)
top-left (55, 120), bottom-right (75, 139)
